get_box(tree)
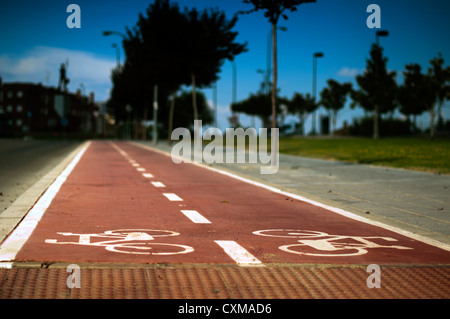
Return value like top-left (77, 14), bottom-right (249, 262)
top-left (108, 0), bottom-right (246, 140)
top-left (398, 56), bottom-right (450, 139)
top-left (351, 44), bottom-right (397, 139)
top-left (287, 92), bottom-right (317, 135)
top-left (184, 7), bottom-right (247, 122)
top-left (231, 91), bottom-right (287, 128)
top-left (241, 0), bottom-right (316, 129)
top-left (109, 0), bottom-right (190, 139)
top-left (320, 79), bottom-right (352, 134)
top-left (108, 66), bottom-right (128, 123)
top-left (398, 64), bottom-right (430, 131)
top-left (428, 53), bottom-right (450, 136)
top-left (171, 91), bottom-right (214, 130)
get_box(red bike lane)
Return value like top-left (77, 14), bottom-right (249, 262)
top-left (4, 140), bottom-right (450, 266)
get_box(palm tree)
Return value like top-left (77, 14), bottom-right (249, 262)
top-left (241, 0), bottom-right (316, 129)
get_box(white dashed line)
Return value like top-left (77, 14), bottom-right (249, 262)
top-left (0, 262), bottom-right (13, 269)
top-left (180, 210), bottom-right (211, 224)
top-left (214, 240), bottom-right (262, 266)
top-left (163, 193), bottom-right (183, 201)
top-left (151, 181), bottom-right (165, 187)
top-left (115, 143), bottom-right (265, 267)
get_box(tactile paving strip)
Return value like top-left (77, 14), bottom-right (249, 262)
top-left (0, 264), bottom-right (449, 299)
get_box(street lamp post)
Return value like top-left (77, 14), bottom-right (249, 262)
top-left (103, 30), bottom-right (157, 143)
top-left (103, 30), bottom-right (128, 139)
top-left (231, 60), bottom-right (238, 128)
top-left (312, 52), bottom-right (324, 135)
top-left (125, 104), bottom-right (132, 140)
top-left (373, 30), bottom-right (388, 139)
top-left (376, 30), bottom-right (389, 46)
top-left (111, 43), bottom-right (120, 67)
top-left (231, 60), bottom-right (237, 105)
top-left (103, 30), bottom-right (127, 38)
top-left (153, 85), bottom-right (158, 144)
top-left (213, 82), bottom-right (217, 128)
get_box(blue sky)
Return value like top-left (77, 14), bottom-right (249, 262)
top-left (1, 0), bottom-right (449, 132)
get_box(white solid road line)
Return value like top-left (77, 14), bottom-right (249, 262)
top-left (111, 143), bottom-right (155, 179)
top-left (0, 142), bottom-right (91, 262)
top-left (214, 240), bottom-right (262, 266)
top-left (151, 181), bottom-right (165, 188)
top-left (180, 210), bottom-right (211, 224)
top-left (163, 193), bottom-right (183, 201)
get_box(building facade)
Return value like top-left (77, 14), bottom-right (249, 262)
top-left (0, 81), bottom-right (100, 138)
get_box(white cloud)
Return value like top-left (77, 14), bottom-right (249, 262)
top-left (207, 99), bottom-right (230, 115)
top-left (0, 46), bottom-right (115, 100)
top-left (337, 67), bottom-right (360, 77)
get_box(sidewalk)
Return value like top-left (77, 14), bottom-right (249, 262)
top-left (138, 140), bottom-right (450, 246)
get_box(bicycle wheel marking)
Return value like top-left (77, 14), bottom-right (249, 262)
top-left (253, 229), bottom-right (413, 257)
top-left (44, 229), bottom-right (194, 255)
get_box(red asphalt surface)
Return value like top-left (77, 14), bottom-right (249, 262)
top-left (11, 141), bottom-right (450, 265)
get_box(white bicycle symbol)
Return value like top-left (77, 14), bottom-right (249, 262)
top-left (253, 229), bottom-right (413, 257)
top-left (45, 229), bottom-right (194, 255)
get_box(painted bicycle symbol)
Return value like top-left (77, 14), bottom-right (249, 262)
top-left (253, 229), bottom-right (413, 257)
top-left (45, 229), bottom-right (194, 255)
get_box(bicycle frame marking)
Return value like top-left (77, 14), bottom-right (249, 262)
top-left (253, 229), bottom-right (413, 257)
top-left (45, 229), bottom-right (194, 255)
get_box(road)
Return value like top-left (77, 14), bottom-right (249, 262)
top-left (0, 140), bottom-right (449, 299)
top-left (0, 139), bottom-right (81, 214)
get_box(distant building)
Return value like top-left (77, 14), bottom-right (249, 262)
top-left (0, 81), bottom-right (102, 138)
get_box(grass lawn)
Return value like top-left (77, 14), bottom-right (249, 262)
top-left (277, 137), bottom-right (450, 174)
